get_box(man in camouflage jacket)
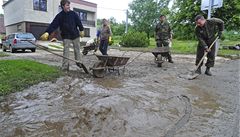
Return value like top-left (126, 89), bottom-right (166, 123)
top-left (195, 15), bottom-right (224, 76)
top-left (155, 15), bottom-right (173, 63)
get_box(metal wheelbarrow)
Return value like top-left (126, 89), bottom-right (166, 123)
top-left (90, 55), bottom-right (130, 78)
top-left (152, 47), bottom-right (170, 67)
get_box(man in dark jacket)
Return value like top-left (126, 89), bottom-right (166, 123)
top-left (195, 15), bottom-right (224, 76)
top-left (40, 0), bottom-right (84, 71)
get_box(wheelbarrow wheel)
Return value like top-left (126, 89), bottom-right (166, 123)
top-left (154, 54), bottom-right (163, 67)
top-left (92, 68), bottom-right (106, 78)
top-left (157, 63), bottom-right (162, 67)
top-left (92, 62), bottom-right (106, 78)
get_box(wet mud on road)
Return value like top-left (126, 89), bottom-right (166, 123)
top-left (0, 49), bottom-right (239, 137)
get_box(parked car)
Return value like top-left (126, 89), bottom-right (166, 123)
top-left (2, 32), bottom-right (36, 53)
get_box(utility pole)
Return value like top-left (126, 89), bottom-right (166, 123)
top-left (207, 0), bottom-right (213, 19)
top-left (125, 10), bottom-right (128, 33)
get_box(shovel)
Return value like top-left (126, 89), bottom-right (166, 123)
top-left (28, 41), bottom-right (89, 74)
top-left (181, 37), bottom-right (219, 80)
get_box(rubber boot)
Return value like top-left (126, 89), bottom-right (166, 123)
top-left (205, 67), bottom-right (212, 76)
top-left (195, 67), bottom-right (201, 74)
top-left (76, 62), bottom-right (82, 68)
top-left (168, 54), bottom-right (174, 63)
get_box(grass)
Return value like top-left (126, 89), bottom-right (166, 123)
top-left (0, 60), bottom-right (62, 96)
top-left (0, 52), bottom-right (9, 57)
top-left (112, 36), bottom-right (239, 57)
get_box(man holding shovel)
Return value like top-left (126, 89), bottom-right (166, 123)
top-left (40, 0), bottom-right (84, 71)
top-left (195, 15), bottom-right (224, 76)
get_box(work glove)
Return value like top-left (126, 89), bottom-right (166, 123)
top-left (204, 45), bottom-right (210, 52)
top-left (80, 31), bottom-right (84, 38)
top-left (40, 32), bottom-right (49, 41)
top-left (108, 36), bottom-right (113, 46)
top-left (108, 36), bottom-right (112, 43)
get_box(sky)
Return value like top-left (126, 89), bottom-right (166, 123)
top-left (87, 0), bottom-right (133, 22)
top-left (0, 0), bottom-right (3, 14)
top-left (0, 0), bottom-right (133, 22)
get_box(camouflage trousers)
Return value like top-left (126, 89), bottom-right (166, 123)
top-left (62, 37), bottom-right (81, 70)
top-left (195, 43), bottom-right (216, 68)
top-left (156, 39), bottom-right (172, 60)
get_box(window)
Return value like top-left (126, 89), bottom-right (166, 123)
top-left (33, 0), bottom-right (47, 11)
top-left (8, 34), bottom-right (14, 39)
top-left (79, 11), bottom-right (87, 21)
top-left (16, 33), bottom-right (35, 39)
top-left (74, 8), bottom-right (87, 21)
top-left (84, 28), bottom-right (90, 37)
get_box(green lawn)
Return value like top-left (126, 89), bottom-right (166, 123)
top-left (112, 36), bottom-right (239, 57)
top-left (0, 60), bottom-right (62, 96)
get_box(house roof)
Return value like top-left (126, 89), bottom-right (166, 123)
top-left (3, 0), bottom-right (97, 8)
top-left (0, 15), bottom-right (6, 34)
top-left (70, 0), bottom-right (97, 8)
top-left (2, 0), bottom-right (13, 7)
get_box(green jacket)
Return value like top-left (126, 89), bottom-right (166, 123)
top-left (155, 21), bottom-right (172, 40)
top-left (98, 25), bottom-right (112, 40)
top-left (195, 18), bottom-right (224, 47)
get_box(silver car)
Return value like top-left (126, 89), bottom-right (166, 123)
top-left (3, 33), bottom-right (36, 53)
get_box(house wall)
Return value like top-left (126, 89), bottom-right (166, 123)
top-left (3, 0), bottom-right (25, 27)
top-left (4, 0), bottom-right (97, 41)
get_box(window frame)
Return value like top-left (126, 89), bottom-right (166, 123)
top-left (33, 0), bottom-right (47, 12)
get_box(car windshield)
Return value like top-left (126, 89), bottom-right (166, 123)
top-left (16, 33), bottom-right (35, 39)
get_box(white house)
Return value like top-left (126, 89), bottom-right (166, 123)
top-left (3, 0), bottom-right (97, 41)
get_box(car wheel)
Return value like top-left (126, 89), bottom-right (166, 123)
top-left (31, 49), bottom-right (36, 52)
top-left (10, 46), bottom-right (15, 53)
top-left (3, 47), bottom-right (6, 52)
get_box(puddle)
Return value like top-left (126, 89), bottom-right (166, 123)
top-left (186, 85), bottom-right (220, 113)
top-left (93, 77), bottom-right (124, 89)
top-left (0, 50), bottom-right (239, 137)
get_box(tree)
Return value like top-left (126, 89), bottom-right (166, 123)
top-left (128, 0), bottom-right (171, 39)
top-left (171, 0), bottom-right (240, 40)
top-left (170, 0), bottom-right (203, 40)
top-left (213, 0), bottom-right (240, 31)
top-left (109, 17), bottom-right (126, 35)
top-left (97, 17), bottom-right (133, 36)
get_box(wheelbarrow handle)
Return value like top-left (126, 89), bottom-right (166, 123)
top-left (125, 52), bottom-right (144, 66)
top-left (28, 41), bottom-right (80, 63)
top-left (28, 41), bottom-right (89, 74)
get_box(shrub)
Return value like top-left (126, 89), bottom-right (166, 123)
top-left (223, 31), bottom-right (240, 41)
top-left (120, 31), bottom-right (149, 47)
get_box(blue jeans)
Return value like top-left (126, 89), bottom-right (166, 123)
top-left (99, 39), bottom-right (109, 55)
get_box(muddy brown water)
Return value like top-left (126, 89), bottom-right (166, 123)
top-left (0, 49), bottom-right (239, 137)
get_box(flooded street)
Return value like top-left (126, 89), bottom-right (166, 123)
top-left (0, 49), bottom-right (239, 137)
